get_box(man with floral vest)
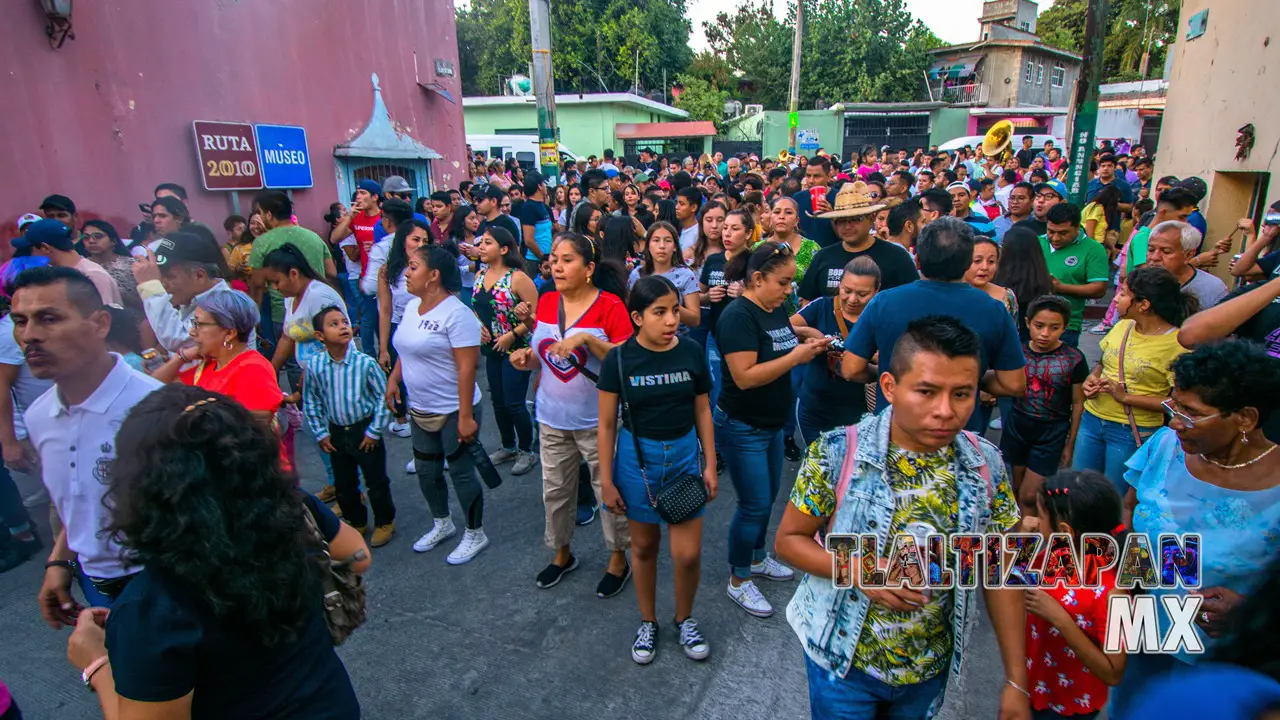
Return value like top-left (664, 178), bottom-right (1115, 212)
top-left (776, 316), bottom-right (1030, 720)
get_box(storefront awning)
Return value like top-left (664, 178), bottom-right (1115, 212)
top-left (928, 55), bottom-right (982, 80)
top-left (615, 121), bottom-right (717, 139)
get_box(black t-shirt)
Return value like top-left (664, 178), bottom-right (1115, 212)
top-left (791, 188), bottom-right (840, 248)
top-left (715, 297), bottom-right (798, 428)
top-left (798, 239), bottom-right (918, 301)
top-left (478, 213), bottom-right (520, 241)
top-left (1013, 341), bottom-right (1089, 422)
top-left (104, 494), bottom-right (359, 720)
top-left (1013, 217), bottom-right (1048, 237)
top-left (796, 297), bottom-right (866, 427)
top-left (1223, 281), bottom-right (1280, 442)
top-left (699, 252), bottom-right (731, 334)
top-left (598, 337), bottom-right (711, 440)
top-left (1016, 148), bottom-right (1039, 169)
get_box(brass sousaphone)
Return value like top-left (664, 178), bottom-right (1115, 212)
top-left (982, 119), bottom-right (1015, 162)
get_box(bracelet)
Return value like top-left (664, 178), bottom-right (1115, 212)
top-left (46, 559), bottom-right (78, 572)
top-left (82, 656), bottom-right (110, 691)
top-left (1006, 679), bottom-right (1030, 698)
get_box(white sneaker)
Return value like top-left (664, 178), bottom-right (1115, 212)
top-left (750, 556), bottom-right (795, 582)
top-left (389, 420), bottom-right (412, 438)
top-left (446, 528), bottom-right (490, 565)
top-left (988, 417), bottom-right (1003, 431)
top-left (489, 447), bottom-right (518, 465)
top-left (727, 579), bottom-right (774, 618)
top-left (512, 451), bottom-right (538, 475)
top-left (412, 518), bottom-right (457, 553)
top-left (405, 458), bottom-right (416, 474)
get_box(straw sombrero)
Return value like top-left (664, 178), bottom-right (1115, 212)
top-left (817, 181), bottom-right (885, 219)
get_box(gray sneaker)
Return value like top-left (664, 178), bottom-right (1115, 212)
top-left (512, 451), bottom-right (539, 476)
top-left (489, 447), bottom-right (518, 465)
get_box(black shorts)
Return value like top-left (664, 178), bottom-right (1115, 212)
top-left (1000, 412), bottom-right (1070, 478)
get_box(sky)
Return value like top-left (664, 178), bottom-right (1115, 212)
top-left (684, 0), bottom-right (1057, 50)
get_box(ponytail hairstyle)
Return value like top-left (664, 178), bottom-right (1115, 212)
top-left (552, 231), bottom-right (627, 302)
top-left (261, 243), bottom-right (320, 282)
top-left (1038, 469), bottom-right (1126, 584)
top-left (387, 219), bottom-right (431, 286)
top-left (723, 208), bottom-right (757, 247)
top-left (483, 226), bottom-right (525, 271)
top-left (626, 275), bottom-right (679, 328)
top-left (323, 202), bottom-right (345, 230)
top-left (414, 243), bottom-right (463, 295)
top-left (1125, 266), bottom-right (1200, 327)
top-left (724, 240), bottom-right (795, 285)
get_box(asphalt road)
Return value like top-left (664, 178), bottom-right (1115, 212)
top-left (0, 333), bottom-right (1104, 720)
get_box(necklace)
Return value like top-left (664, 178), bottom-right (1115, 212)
top-left (1199, 442), bottom-right (1280, 469)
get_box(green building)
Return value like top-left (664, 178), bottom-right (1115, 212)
top-left (718, 104), bottom-right (976, 160)
top-left (463, 93), bottom-right (713, 160)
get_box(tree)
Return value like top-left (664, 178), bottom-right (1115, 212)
top-left (1036, 0), bottom-right (1181, 82)
top-left (673, 75), bottom-right (730, 131)
top-left (456, 0), bottom-right (693, 97)
top-left (703, 0), bottom-right (943, 109)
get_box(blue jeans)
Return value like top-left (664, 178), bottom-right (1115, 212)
top-left (613, 428), bottom-right (703, 525)
top-left (458, 286), bottom-right (473, 308)
top-left (782, 364), bottom-right (803, 440)
top-left (1062, 330), bottom-right (1081, 348)
top-left (357, 293), bottom-right (379, 357)
top-left (1072, 410), bottom-right (1159, 496)
top-left (717, 413), bottom-right (783, 579)
top-left (343, 277), bottom-right (361, 316)
top-left (0, 463), bottom-right (30, 536)
top-left (805, 654), bottom-right (947, 720)
top-left (707, 333), bottom-right (723, 422)
top-left (485, 352), bottom-right (534, 452)
top-left (76, 567), bottom-right (122, 608)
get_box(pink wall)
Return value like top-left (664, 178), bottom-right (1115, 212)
top-left (0, 0), bottom-right (465, 251)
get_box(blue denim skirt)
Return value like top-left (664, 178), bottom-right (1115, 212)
top-left (613, 427), bottom-right (703, 525)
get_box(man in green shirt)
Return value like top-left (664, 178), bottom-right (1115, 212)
top-left (1040, 203), bottom-right (1108, 347)
top-left (1124, 186), bottom-right (1198, 275)
top-left (248, 191), bottom-right (335, 281)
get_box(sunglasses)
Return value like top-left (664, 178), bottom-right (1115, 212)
top-left (81, 232), bottom-right (109, 241)
top-left (1161, 398), bottom-right (1221, 428)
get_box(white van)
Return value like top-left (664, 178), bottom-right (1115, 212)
top-left (466, 134), bottom-right (581, 170)
top-left (937, 134), bottom-right (1063, 153)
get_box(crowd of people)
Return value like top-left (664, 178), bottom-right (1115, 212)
top-left (1, 134), bottom-right (1278, 720)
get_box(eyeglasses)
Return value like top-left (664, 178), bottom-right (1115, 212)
top-left (81, 232), bottom-right (109, 241)
top-left (189, 321), bottom-right (222, 330)
top-left (1161, 398), bottom-right (1221, 428)
top-left (1035, 192), bottom-right (1059, 200)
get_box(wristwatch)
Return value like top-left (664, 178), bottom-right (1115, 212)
top-left (82, 656), bottom-right (110, 691)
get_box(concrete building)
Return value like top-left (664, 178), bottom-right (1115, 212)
top-left (1099, 80), bottom-right (1168, 153)
top-left (927, 0), bottom-right (1081, 134)
top-left (1157, 0), bottom-right (1280, 271)
top-left (1, 0), bottom-right (464, 251)
top-left (463, 93), bottom-right (711, 160)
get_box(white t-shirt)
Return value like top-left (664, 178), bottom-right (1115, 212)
top-left (529, 290), bottom-right (632, 430)
top-left (393, 295), bottom-right (483, 414)
top-left (283, 280), bottom-right (348, 366)
top-left (0, 315), bottom-right (53, 439)
top-left (679, 224), bottom-right (700, 253)
top-left (388, 270), bottom-right (413, 325)
top-left (338, 234), bottom-right (363, 279)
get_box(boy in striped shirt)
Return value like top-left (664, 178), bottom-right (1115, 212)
top-left (304, 306), bottom-right (398, 547)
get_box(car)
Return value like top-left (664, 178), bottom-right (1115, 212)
top-left (936, 133), bottom-right (1063, 154)
top-left (467, 134), bottom-right (581, 171)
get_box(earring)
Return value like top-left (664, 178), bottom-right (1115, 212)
top-left (223, 337), bottom-right (234, 350)
top-left (1242, 431), bottom-right (1249, 445)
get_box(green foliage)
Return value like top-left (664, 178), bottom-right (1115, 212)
top-left (704, 0), bottom-right (943, 110)
top-left (456, 0), bottom-right (693, 97)
top-left (673, 75), bottom-right (730, 131)
top-left (1036, 0), bottom-right (1181, 81)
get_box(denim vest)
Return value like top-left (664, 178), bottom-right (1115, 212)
top-left (785, 408), bottom-right (1009, 717)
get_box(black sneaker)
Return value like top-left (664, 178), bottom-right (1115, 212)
top-left (715, 451), bottom-right (725, 475)
top-left (535, 555), bottom-right (579, 589)
top-left (0, 534), bottom-right (42, 575)
top-left (675, 617), bottom-right (710, 660)
top-left (596, 561), bottom-right (631, 598)
top-left (784, 436), bottom-right (802, 462)
top-left (631, 620), bottom-right (658, 664)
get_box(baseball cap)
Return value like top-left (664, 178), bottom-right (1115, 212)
top-left (523, 171), bottom-right (545, 197)
top-left (1177, 176), bottom-right (1207, 202)
top-left (482, 185), bottom-right (507, 202)
top-left (635, 172), bottom-right (652, 183)
top-left (603, 166), bottom-right (619, 179)
top-left (153, 231), bottom-right (225, 267)
top-left (658, 179), bottom-right (672, 191)
top-left (946, 181), bottom-right (971, 194)
top-left (356, 179), bottom-right (383, 197)
top-left (13, 218), bottom-right (75, 251)
top-left (17, 213), bottom-right (41, 232)
top-left (1035, 179), bottom-right (1068, 199)
top-left (382, 175), bottom-right (412, 194)
top-left (40, 194), bottom-right (76, 215)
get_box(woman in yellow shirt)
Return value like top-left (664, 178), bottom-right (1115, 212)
top-left (1074, 266), bottom-right (1197, 493)
top-left (1082, 184), bottom-right (1123, 259)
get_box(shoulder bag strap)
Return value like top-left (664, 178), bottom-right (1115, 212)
top-left (558, 295), bottom-right (599, 383)
top-left (615, 346), bottom-right (658, 508)
top-left (1116, 323), bottom-right (1146, 447)
top-left (832, 300), bottom-right (849, 339)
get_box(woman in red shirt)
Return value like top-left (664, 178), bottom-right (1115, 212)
top-left (1024, 469), bottom-right (1128, 719)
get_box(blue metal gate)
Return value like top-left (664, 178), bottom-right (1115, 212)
top-left (335, 158), bottom-right (433, 202)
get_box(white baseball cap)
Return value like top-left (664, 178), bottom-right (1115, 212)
top-left (17, 213), bottom-right (41, 232)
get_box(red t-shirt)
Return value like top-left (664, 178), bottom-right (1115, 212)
top-left (349, 211), bottom-right (383, 277)
top-left (529, 290), bottom-right (632, 430)
top-left (1025, 563), bottom-right (1119, 716)
top-left (179, 351), bottom-right (288, 467)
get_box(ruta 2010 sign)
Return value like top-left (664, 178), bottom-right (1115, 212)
top-left (192, 121), bottom-right (264, 191)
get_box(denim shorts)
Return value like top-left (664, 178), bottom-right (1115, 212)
top-left (612, 427), bottom-right (703, 525)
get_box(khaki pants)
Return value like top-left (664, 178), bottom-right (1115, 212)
top-left (539, 424), bottom-right (629, 552)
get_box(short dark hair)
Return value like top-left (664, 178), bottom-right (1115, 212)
top-left (580, 168), bottom-right (608, 195)
top-left (1157, 187), bottom-right (1198, 211)
top-left (915, 216), bottom-right (975, 281)
top-left (222, 214), bottom-right (246, 232)
top-left (887, 199), bottom-right (921, 236)
top-left (255, 190), bottom-right (293, 221)
top-left (893, 170), bottom-right (915, 186)
top-left (1046, 202), bottom-right (1082, 227)
top-left (1156, 175), bottom-right (1180, 187)
top-left (889, 315), bottom-right (982, 380)
top-left (154, 182), bottom-right (189, 200)
top-left (381, 198), bottom-right (414, 227)
top-left (1173, 339), bottom-right (1280, 426)
top-left (918, 170), bottom-right (935, 181)
top-left (310, 305), bottom-right (346, 333)
top-left (603, 149), bottom-right (615, 160)
top-left (1025, 294), bottom-right (1072, 325)
top-left (1098, 153), bottom-right (1118, 166)
top-left (676, 186), bottom-right (704, 208)
top-left (767, 167), bottom-right (788, 182)
top-left (1011, 181), bottom-right (1036, 198)
top-left (429, 190), bottom-right (452, 204)
top-left (979, 177), bottom-right (995, 188)
top-left (919, 188), bottom-right (953, 216)
top-left (11, 265), bottom-right (103, 315)
top-left (1002, 169), bottom-right (1020, 184)
top-left (1134, 158), bottom-right (1153, 169)
top-left (1023, 135), bottom-right (1034, 142)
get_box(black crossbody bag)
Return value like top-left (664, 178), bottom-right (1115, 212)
top-left (615, 347), bottom-right (707, 524)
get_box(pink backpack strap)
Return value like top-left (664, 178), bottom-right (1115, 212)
top-left (961, 430), bottom-right (994, 503)
top-left (819, 425), bottom-right (860, 539)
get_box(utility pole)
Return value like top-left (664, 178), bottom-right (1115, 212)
top-left (529, 0), bottom-right (559, 187)
top-left (786, 0), bottom-right (805, 157)
top-left (1064, 0), bottom-right (1107, 206)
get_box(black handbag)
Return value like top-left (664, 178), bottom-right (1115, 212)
top-left (302, 502), bottom-right (368, 645)
top-left (615, 347), bottom-right (707, 524)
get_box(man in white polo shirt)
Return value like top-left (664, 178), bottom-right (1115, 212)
top-left (10, 266), bottom-right (161, 623)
